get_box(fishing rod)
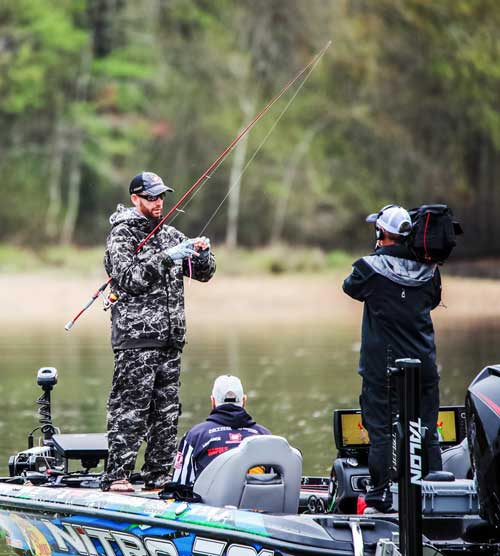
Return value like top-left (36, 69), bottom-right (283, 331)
top-left (196, 45), bottom-right (329, 237)
top-left (64, 40), bottom-right (332, 332)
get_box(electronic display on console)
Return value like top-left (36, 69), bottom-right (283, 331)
top-left (333, 406), bottom-right (466, 453)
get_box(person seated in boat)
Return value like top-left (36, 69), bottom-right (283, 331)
top-left (343, 204), bottom-right (443, 514)
top-left (172, 375), bottom-right (271, 485)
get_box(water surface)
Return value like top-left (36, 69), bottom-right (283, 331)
top-left (0, 317), bottom-right (498, 477)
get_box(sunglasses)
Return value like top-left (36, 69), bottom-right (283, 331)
top-left (137, 193), bottom-right (165, 202)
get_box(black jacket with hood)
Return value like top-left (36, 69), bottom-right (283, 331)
top-left (343, 244), bottom-right (441, 385)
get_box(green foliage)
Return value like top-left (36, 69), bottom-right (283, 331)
top-left (0, 244), bottom-right (104, 274)
top-left (326, 250), bottom-right (356, 270)
top-left (0, 244), bottom-right (42, 272)
top-left (0, 0), bottom-right (87, 113)
top-left (0, 243), bottom-right (351, 276)
top-left (38, 245), bottom-right (105, 274)
top-left (0, 0), bottom-right (499, 255)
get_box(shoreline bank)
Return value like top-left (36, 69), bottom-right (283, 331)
top-left (1, 272), bottom-right (499, 330)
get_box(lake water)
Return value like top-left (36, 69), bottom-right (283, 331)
top-left (1, 311), bottom-right (498, 478)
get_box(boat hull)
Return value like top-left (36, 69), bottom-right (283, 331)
top-left (0, 484), bottom-right (388, 556)
top-left (0, 484), bottom-right (499, 556)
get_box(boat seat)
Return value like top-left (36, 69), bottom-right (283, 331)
top-left (442, 438), bottom-right (472, 479)
top-left (193, 435), bottom-right (302, 513)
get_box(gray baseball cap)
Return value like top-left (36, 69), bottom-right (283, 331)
top-left (366, 204), bottom-right (412, 236)
top-left (129, 171), bottom-right (174, 196)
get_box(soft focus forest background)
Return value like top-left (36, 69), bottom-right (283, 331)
top-left (1, 0), bottom-right (499, 259)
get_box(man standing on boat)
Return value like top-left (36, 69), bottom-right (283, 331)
top-left (172, 375), bottom-right (271, 485)
top-left (343, 204), bottom-right (442, 513)
top-left (102, 171), bottom-right (216, 492)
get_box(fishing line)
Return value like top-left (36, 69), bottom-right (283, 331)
top-left (167, 42), bottom-right (331, 234)
top-left (197, 52), bottom-right (323, 236)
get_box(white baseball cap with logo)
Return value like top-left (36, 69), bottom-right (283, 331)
top-left (212, 375), bottom-right (244, 406)
top-left (366, 204), bottom-right (412, 236)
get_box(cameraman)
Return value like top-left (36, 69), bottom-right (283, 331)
top-left (343, 205), bottom-right (442, 513)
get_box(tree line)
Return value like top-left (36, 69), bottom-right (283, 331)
top-left (0, 0), bottom-right (499, 257)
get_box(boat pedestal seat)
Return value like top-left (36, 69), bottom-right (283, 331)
top-left (442, 438), bottom-right (472, 479)
top-left (424, 471), bottom-right (455, 482)
top-left (193, 435), bottom-right (302, 513)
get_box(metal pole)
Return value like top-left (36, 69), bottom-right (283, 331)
top-left (395, 358), bottom-right (423, 556)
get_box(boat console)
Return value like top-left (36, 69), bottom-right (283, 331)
top-left (330, 405), bottom-right (469, 513)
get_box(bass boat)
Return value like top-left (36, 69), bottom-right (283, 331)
top-left (0, 361), bottom-right (499, 556)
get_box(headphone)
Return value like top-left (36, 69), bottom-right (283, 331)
top-left (374, 204), bottom-right (396, 241)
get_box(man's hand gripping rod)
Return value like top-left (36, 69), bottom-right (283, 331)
top-left (64, 41), bottom-right (331, 331)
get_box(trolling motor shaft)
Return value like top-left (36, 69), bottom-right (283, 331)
top-left (36, 367), bottom-right (58, 443)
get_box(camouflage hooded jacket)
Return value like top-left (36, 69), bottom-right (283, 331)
top-left (104, 205), bottom-right (216, 351)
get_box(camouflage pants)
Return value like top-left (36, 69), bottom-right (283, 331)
top-left (103, 348), bottom-right (181, 486)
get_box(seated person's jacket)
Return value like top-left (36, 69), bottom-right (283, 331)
top-left (172, 403), bottom-right (270, 485)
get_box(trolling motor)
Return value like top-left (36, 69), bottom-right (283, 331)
top-left (8, 367), bottom-right (108, 482)
top-left (8, 367), bottom-right (61, 477)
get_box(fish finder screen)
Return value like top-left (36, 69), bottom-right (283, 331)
top-left (337, 407), bottom-right (460, 448)
top-left (436, 408), bottom-right (457, 443)
top-left (340, 413), bottom-right (370, 446)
